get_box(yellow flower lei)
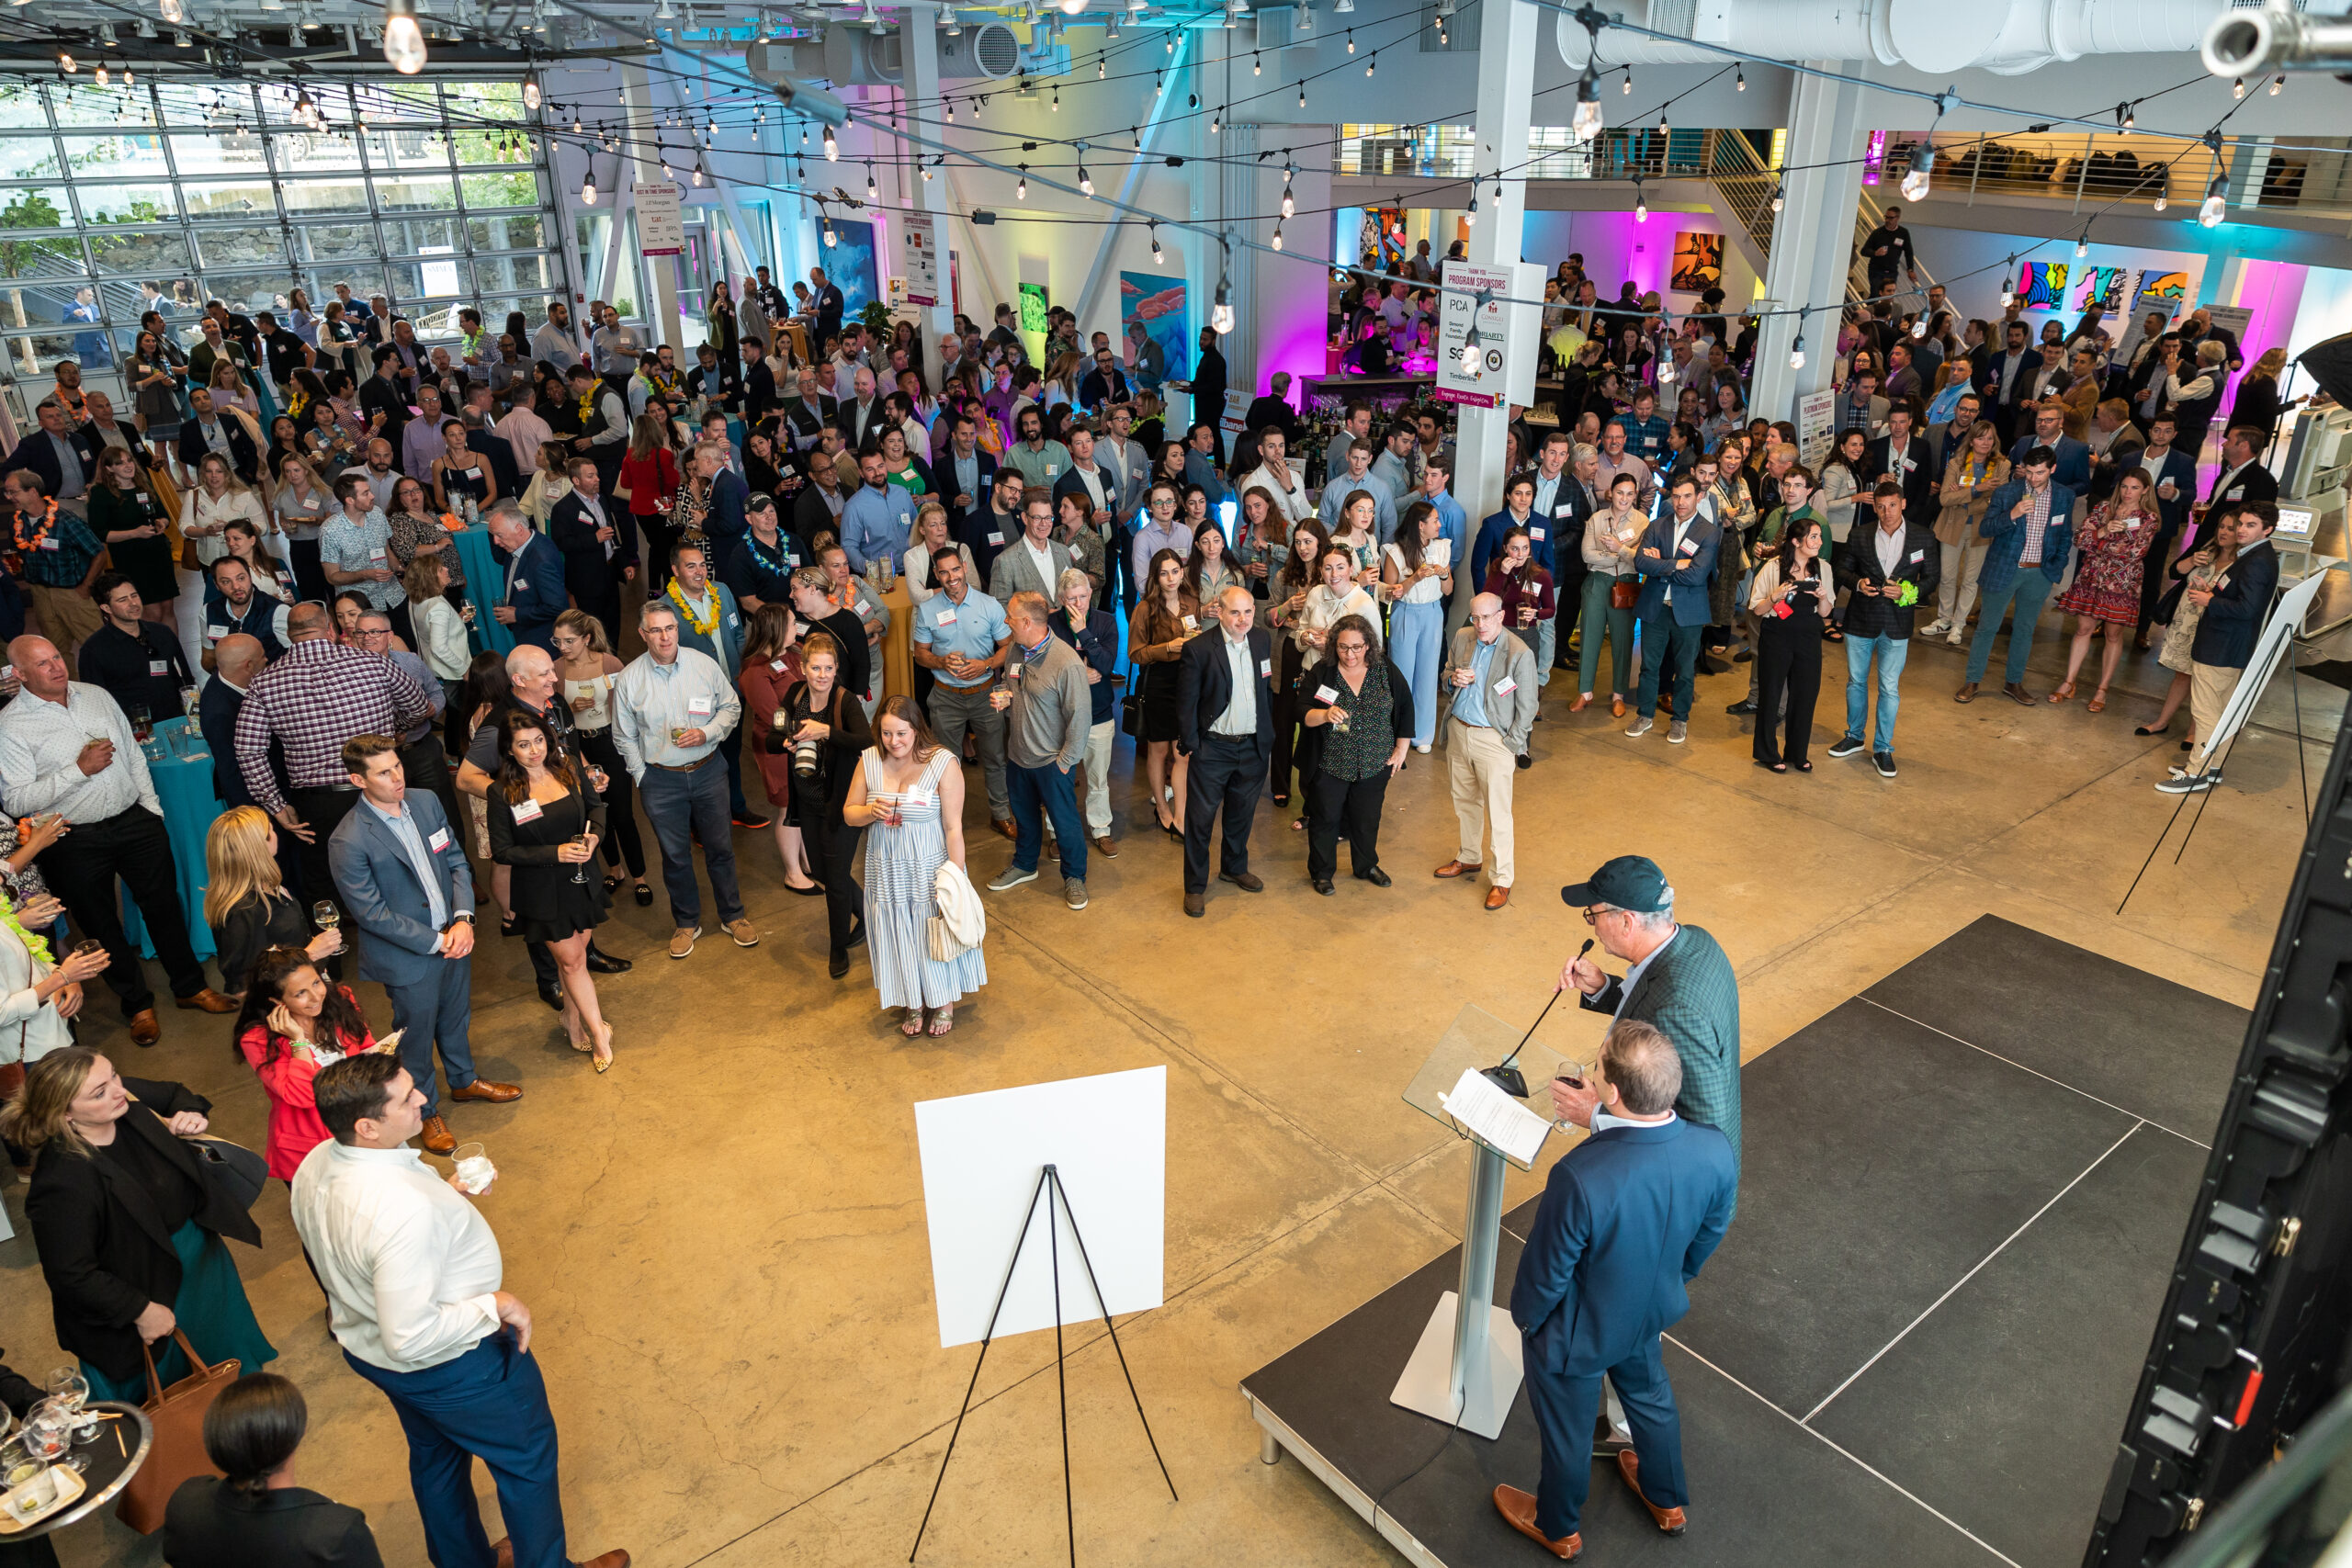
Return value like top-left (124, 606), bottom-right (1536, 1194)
top-left (666, 578), bottom-right (718, 637)
top-left (0, 889), bottom-right (51, 966)
top-left (577, 388), bottom-right (598, 423)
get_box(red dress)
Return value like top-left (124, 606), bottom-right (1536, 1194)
top-left (238, 994), bottom-right (376, 1179)
top-left (739, 649), bottom-right (805, 809)
top-left (2054, 500), bottom-right (2158, 625)
top-left (618, 446), bottom-right (679, 519)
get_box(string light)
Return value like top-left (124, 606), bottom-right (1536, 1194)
top-left (160, 0), bottom-right (183, 20)
top-left (1633, 178), bottom-right (1646, 223)
top-left (2200, 172), bottom-right (2229, 227)
top-left (1016, 164), bottom-right (1027, 199)
top-left (2074, 227), bottom-right (2089, 257)
top-left (823, 124), bottom-right (838, 160)
top-left (2270, 73), bottom-right (2284, 95)
top-left (2233, 75), bottom-right (2245, 99)
top-left (582, 170), bottom-right (596, 203)
top-left (1900, 141), bottom-right (1933, 201)
top-left (382, 0), bottom-right (426, 73)
top-left (1252, 50), bottom-right (1261, 74)
top-left (1149, 222), bottom-right (1162, 264)
top-left (1770, 179), bottom-right (1784, 212)
top-left (1078, 162), bottom-right (1093, 197)
top-left (94, 62), bottom-right (107, 85)
top-left (1281, 180), bottom-right (1295, 219)
top-left (1051, 86), bottom-right (1059, 110)
top-left (1211, 276), bottom-right (1233, 335)
top-left (866, 164), bottom-right (877, 201)
top-left (1271, 223), bottom-right (1283, 251)
top-left (1622, 67), bottom-right (1632, 94)
top-left (1345, 28), bottom-right (1353, 51)
top-left (56, 49), bottom-right (74, 73)
top-left (1365, 52), bottom-right (1374, 76)
top-left (1298, 82), bottom-right (1306, 108)
top-left (522, 69), bottom-right (541, 111)
top-left (1571, 71), bottom-right (1602, 141)
top-left (1736, 66), bottom-right (1744, 90)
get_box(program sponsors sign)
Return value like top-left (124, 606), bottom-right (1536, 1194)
top-left (899, 210), bottom-right (941, 308)
top-left (1435, 259), bottom-right (1540, 411)
top-left (1796, 389), bottom-right (1838, 469)
top-left (634, 182), bottom-right (684, 257)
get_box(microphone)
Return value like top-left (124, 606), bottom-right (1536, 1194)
top-left (1482, 939), bottom-right (1595, 1098)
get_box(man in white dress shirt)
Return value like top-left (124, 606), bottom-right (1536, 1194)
top-left (1233, 426), bottom-right (1313, 525)
top-left (292, 1052), bottom-right (628, 1568)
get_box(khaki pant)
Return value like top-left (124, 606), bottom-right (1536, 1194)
top-left (2185, 660), bottom-right (2241, 775)
top-left (1446, 716), bottom-right (1516, 888)
top-left (28, 582), bottom-right (101, 675)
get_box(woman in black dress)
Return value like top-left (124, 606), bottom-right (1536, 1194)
top-left (1126, 547), bottom-right (1198, 838)
top-left (775, 632), bottom-right (873, 978)
top-left (87, 444), bottom-right (178, 615)
top-left (1748, 516), bottom-right (1835, 773)
top-left (485, 708), bottom-right (613, 1071)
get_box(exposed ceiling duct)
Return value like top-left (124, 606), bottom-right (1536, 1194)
top-left (1558, 0), bottom-right (2226, 77)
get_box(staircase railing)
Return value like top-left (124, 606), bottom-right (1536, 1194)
top-left (1700, 129), bottom-right (1780, 261)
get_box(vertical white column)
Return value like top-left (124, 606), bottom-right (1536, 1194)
top-left (904, 5), bottom-right (960, 347)
top-left (622, 60), bottom-right (683, 352)
top-left (1749, 68), bottom-right (1865, 423)
top-left (1453, 0), bottom-right (1536, 531)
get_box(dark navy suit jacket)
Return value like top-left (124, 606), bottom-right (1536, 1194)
top-left (493, 530), bottom-right (568, 651)
top-left (1631, 511), bottom-right (1723, 628)
top-left (1510, 1117), bottom-right (1737, 1377)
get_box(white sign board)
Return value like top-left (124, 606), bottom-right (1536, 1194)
top-left (1222, 387), bottom-right (1252, 444)
top-left (1436, 259), bottom-right (1542, 411)
top-left (899, 209), bottom-right (941, 308)
top-left (2200, 564), bottom-right (2332, 771)
top-left (1796, 389), bottom-right (1838, 469)
top-left (2205, 302), bottom-right (2256, 352)
top-left (914, 1066), bottom-right (1166, 1348)
top-left (634, 182), bottom-right (684, 257)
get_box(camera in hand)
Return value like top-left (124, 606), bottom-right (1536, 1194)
top-left (790, 712), bottom-right (822, 779)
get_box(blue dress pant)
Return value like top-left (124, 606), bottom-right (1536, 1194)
top-left (1965, 570), bottom-right (2055, 685)
top-left (1008, 759), bottom-right (1087, 881)
top-left (384, 953), bottom-right (476, 1117)
top-left (346, 1334), bottom-right (569, 1568)
top-left (639, 760), bottom-right (744, 930)
top-left (1521, 1334), bottom-right (1688, 1541)
top-left (1635, 617), bottom-right (1703, 720)
top-left (1387, 599), bottom-right (1444, 746)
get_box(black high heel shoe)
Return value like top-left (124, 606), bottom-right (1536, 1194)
top-left (632, 884), bottom-right (654, 908)
top-left (2134, 723), bottom-right (2170, 737)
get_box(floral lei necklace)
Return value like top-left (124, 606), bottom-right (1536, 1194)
top-left (10, 498), bottom-right (59, 552)
top-left (665, 577), bottom-right (718, 636)
top-left (0, 889), bottom-right (51, 966)
top-left (577, 387), bottom-right (599, 424)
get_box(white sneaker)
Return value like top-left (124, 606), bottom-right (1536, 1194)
top-left (1624, 716), bottom-right (1654, 739)
top-left (1946, 630), bottom-right (1966, 647)
top-left (1668, 719), bottom-right (1688, 744)
top-left (1415, 742), bottom-right (1430, 753)
top-left (1921, 619), bottom-right (1951, 637)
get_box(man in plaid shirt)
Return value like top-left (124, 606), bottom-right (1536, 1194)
top-left (235, 601), bottom-right (432, 904)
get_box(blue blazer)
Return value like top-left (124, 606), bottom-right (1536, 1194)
top-left (1510, 1118), bottom-right (1737, 1377)
top-left (1471, 509), bottom-right (1553, 588)
top-left (2142, 447), bottom-right (2199, 540)
top-left (495, 531), bottom-right (568, 651)
top-left (1975, 479), bottom-right (2076, 593)
top-left (706, 468), bottom-right (750, 553)
top-left (326, 790), bottom-right (475, 989)
top-left (1631, 512), bottom-right (1723, 627)
top-left (2009, 432), bottom-right (2090, 494)
top-left (2189, 537), bottom-right (2278, 669)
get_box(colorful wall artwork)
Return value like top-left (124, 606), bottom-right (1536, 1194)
top-left (1669, 231), bottom-right (1724, 293)
top-left (828, 219), bottom-right (879, 316)
top-left (1118, 271), bottom-right (1191, 388)
top-left (2074, 266), bottom-right (2128, 314)
top-left (2016, 261), bottom-right (2070, 311)
top-left (2133, 269), bottom-right (2190, 316)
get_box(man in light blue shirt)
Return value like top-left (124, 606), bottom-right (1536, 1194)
top-left (913, 552), bottom-right (1015, 831)
top-left (840, 451), bottom-right (915, 574)
top-left (1318, 438), bottom-right (1398, 543)
top-left (1371, 423), bottom-right (1419, 500)
top-left (611, 600), bottom-right (752, 959)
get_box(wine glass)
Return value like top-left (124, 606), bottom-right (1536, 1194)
top-left (1552, 1063), bottom-right (1593, 1134)
top-left (568, 835), bottom-right (591, 886)
top-left (22, 1402), bottom-right (80, 1474)
top-left (311, 900), bottom-right (340, 934)
top-left (42, 1369), bottom-right (94, 1442)
top-left (126, 705), bottom-right (152, 745)
top-left (69, 940), bottom-right (104, 966)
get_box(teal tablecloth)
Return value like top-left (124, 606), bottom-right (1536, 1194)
top-left (119, 716), bottom-right (220, 962)
top-left (449, 525), bottom-right (515, 657)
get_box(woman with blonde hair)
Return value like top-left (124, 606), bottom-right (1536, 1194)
top-left (204, 806), bottom-right (342, 998)
top-left (843, 695), bottom-right (980, 1036)
top-left (207, 355), bottom-right (259, 427)
top-left (1043, 351), bottom-right (1084, 413)
top-left (2228, 344), bottom-right (2298, 439)
top-left (2051, 468), bottom-right (2161, 711)
top-left (1926, 420), bottom-right (2008, 646)
top-left (181, 452), bottom-right (268, 572)
top-left (404, 553), bottom-right (471, 683)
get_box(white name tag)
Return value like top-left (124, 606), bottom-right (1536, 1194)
top-left (687, 696), bottom-right (712, 716)
top-left (2126, 520), bottom-right (2140, 530)
top-left (1182, 615), bottom-right (1197, 631)
top-left (1494, 676), bottom-right (1518, 695)
top-left (1554, 504), bottom-right (1573, 518)
top-left (1531, 527), bottom-right (1546, 541)
top-left (1045, 464), bottom-right (1058, 477)
top-left (36, 537), bottom-right (56, 551)
top-left (1909, 549), bottom-right (1925, 564)
top-left (986, 532), bottom-right (1003, 546)
top-left (514, 578), bottom-right (527, 591)
top-left (1008, 663), bottom-right (1023, 680)
top-left (369, 547), bottom-right (387, 560)
top-left (1315, 684), bottom-right (1338, 702)
top-left (906, 788), bottom-right (933, 807)
top-left (1259, 658), bottom-right (1272, 679)
top-left (769, 657), bottom-right (787, 673)
top-left (148, 660), bottom-right (169, 675)
top-left (936, 607), bottom-right (957, 626)
top-left (511, 796), bottom-right (544, 822)
top-left (206, 626), bottom-right (227, 639)
top-left (427, 827), bottom-right (450, 852)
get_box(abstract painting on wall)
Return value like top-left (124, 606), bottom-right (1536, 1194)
top-left (1119, 272), bottom-right (1191, 387)
top-left (1670, 231), bottom-right (1724, 293)
top-left (2074, 266), bottom-right (2128, 314)
top-left (2016, 261), bottom-right (2070, 311)
top-left (2133, 270), bottom-right (2189, 316)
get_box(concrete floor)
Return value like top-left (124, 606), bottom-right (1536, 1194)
top-left (13, 615), bottom-right (2319, 1568)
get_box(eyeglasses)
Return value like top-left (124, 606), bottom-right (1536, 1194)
top-left (1580, 905), bottom-right (1619, 926)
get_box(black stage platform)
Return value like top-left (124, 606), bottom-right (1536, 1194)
top-left (1242, 916), bottom-right (2249, 1567)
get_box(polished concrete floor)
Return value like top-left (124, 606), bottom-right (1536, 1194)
top-left (16, 616), bottom-right (2318, 1568)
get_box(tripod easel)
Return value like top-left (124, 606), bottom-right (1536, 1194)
top-left (910, 1163), bottom-right (1179, 1566)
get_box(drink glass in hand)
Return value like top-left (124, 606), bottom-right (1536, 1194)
top-left (69, 940), bottom-right (104, 965)
top-left (1552, 1063), bottom-right (1592, 1133)
top-left (312, 900), bottom-right (340, 933)
top-left (451, 1142), bottom-right (496, 1195)
top-left (569, 834), bottom-right (592, 885)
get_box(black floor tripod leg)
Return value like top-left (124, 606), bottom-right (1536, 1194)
top-left (1049, 1168), bottom-right (1180, 1504)
top-left (1049, 1169), bottom-right (1074, 1568)
top-left (910, 1168), bottom-right (1051, 1563)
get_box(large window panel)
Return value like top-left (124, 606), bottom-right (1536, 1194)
top-left (298, 223), bottom-right (379, 264)
top-left (460, 169), bottom-right (541, 210)
top-left (0, 329), bottom-right (82, 374)
top-left (77, 186), bottom-right (179, 225)
top-left (85, 229), bottom-right (191, 278)
top-left (0, 89), bottom-right (51, 133)
top-left (303, 266), bottom-right (387, 304)
top-left (351, 83), bottom-right (439, 123)
top-left (51, 85), bottom-right (153, 130)
top-left (383, 216), bottom-right (460, 254)
top-left (472, 254), bottom-right (556, 294)
top-left (276, 130), bottom-right (366, 175)
top-left (0, 187), bottom-right (76, 233)
top-left (469, 214), bottom-right (547, 253)
top-left (201, 272), bottom-right (292, 314)
top-left (385, 258), bottom-right (464, 301)
top-left (373, 175), bottom-right (458, 213)
top-left (0, 142), bottom-right (62, 184)
top-left (94, 278), bottom-right (170, 325)
top-left (178, 178), bottom-right (277, 222)
top-left (61, 133), bottom-right (170, 180)
top-left (194, 226), bottom-right (288, 270)
top-left (278, 179), bottom-right (370, 217)
top-left (167, 131), bottom-right (269, 179)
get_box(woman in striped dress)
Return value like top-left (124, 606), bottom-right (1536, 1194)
top-left (842, 695), bottom-right (985, 1036)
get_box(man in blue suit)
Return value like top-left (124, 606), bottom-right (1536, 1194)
top-left (488, 502), bottom-right (566, 653)
top-left (1626, 473), bottom-right (1720, 743)
top-left (328, 732), bottom-right (520, 1158)
top-left (2007, 401), bottom-right (2089, 496)
top-left (1958, 446), bottom-right (2075, 705)
top-left (1497, 1018), bottom-right (1738, 1560)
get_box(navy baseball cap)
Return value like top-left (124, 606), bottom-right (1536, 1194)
top-left (1561, 856), bottom-right (1671, 913)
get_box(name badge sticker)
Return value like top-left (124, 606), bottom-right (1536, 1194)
top-left (936, 607), bottom-right (957, 626)
top-left (511, 796), bottom-right (545, 823)
top-left (1531, 527), bottom-right (1546, 541)
top-left (514, 579), bottom-right (527, 591)
top-left (1315, 684), bottom-right (1339, 702)
top-left (1555, 504), bottom-right (1574, 518)
top-left (769, 658), bottom-right (787, 673)
top-left (1259, 658), bottom-right (1273, 679)
top-left (206, 626), bottom-right (227, 640)
top-left (148, 660), bottom-right (169, 676)
top-left (986, 532), bottom-right (1003, 546)
top-left (1494, 675), bottom-right (1519, 695)
top-left (1909, 549), bottom-right (1925, 564)
top-left (36, 538), bottom-right (56, 551)
top-left (428, 828), bottom-right (450, 852)
top-left (686, 695), bottom-right (713, 716)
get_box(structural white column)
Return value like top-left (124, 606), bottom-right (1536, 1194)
top-left (622, 60), bottom-right (683, 351)
top-left (1454, 0), bottom-right (1536, 530)
top-left (904, 5), bottom-right (960, 346)
top-left (1750, 67), bottom-right (1866, 425)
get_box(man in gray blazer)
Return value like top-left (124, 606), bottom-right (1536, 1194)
top-left (1434, 592), bottom-right (1539, 911)
top-left (988, 492), bottom-right (1076, 604)
top-left (327, 732), bottom-right (519, 1157)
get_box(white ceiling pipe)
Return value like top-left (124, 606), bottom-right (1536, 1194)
top-left (1558, 0), bottom-right (2223, 76)
top-left (1556, 0), bottom-right (1879, 69)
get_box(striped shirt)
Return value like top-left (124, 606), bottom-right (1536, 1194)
top-left (2018, 482), bottom-right (2053, 568)
top-left (234, 637), bottom-right (431, 813)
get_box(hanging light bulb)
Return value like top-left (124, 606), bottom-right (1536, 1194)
top-left (94, 62), bottom-right (107, 85)
top-left (2200, 173), bottom-right (2228, 227)
top-left (1622, 68), bottom-right (1632, 94)
top-left (2270, 73), bottom-right (2284, 95)
top-left (1150, 223), bottom-right (1162, 264)
top-left (1271, 224), bottom-right (1283, 251)
top-left (1770, 180), bottom-right (1784, 213)
top-left (1571, 75), bottom-right (1602, 142)
top-left (1365, 52), bottom-right (1374, 76)
top-left (823, 124), bottom-right (837, 161)
top-left (1788, 334), bottom-right (1805, 370)
top-left (1251, 50), bottom-right (1260, 74)
top-left (694, 161), bottom-right (707, 187)
top-left (1900, 141), bottom-right (1933, 202)
top-left (1658, 112), bottom-right (1668, 134)
top-left (944, 100), bottom-right (954, 123)
top-left (1210, 109), bottom-right (1220, 134)
top-left (572, 114), bottom-right (582, 134)
top-left (1078, 164), bottom-right (1093, 197)
top-left (1634, 181), bottom-right (1647, 223)
top-left (1016, 164), bottom-right (1027, 199)
top-left (1912, 315), bottom-right (1928, 338)
top-left (382, 0), bottom-right (426, 73)
top-left (2233, 75), bottom-right (2245, 99)
top-left (2074, 228), bottom-right (2089, 258)
top-left (1736, 67), bottom-right (1745, 90)
top-left (662, 158), bottom-right (673, 179)
top-left (582, 170), bottom-right (597, 203)
top-left (1298, 82), bottom-right (1306, 108)
top-left (1051, 87), bottom-right (1059, 111)
top-left (1281, 183), bottom-right (1295, 219)
top-left (824, 218), bottom-right (838, 246)
top-left (523, 71), bottom-right (542, 111)
top-left (2153, 189), bottom-right (2167, 213)
top-left (1345, 28), bottom-right (1353, 51)
top-left (1655, 353), bottom-right (1674, 386)
top-left (121, 65), bottom-right (132, 85)
top-left (160, 0), bottom-right (183, 21)
top-left (1211, 277), bottom-right (1234, 335)
top-left (866, 164), bottom-right (877, 201)
top-left (57, 49), bottom-right (75, 73)
top-left (922, 159), bottom-right (933, 182)
top-left (1464, 192), bottom-right (1476, 227)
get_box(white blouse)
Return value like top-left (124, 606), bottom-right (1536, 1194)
top-left (183, 486), bottom-right (271, 566)
top-left (1382, 538), bottom-right (1451, 604)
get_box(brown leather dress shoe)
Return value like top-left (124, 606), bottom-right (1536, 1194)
top-left (174, 987), bottom-right (238, 1014)
top-left (1092, 835), bottom-right (1117, 858)
top-left (1617, 1450), bottom-right (1687, 1535)
top-left (448, 1079), bottom-right (522, 1103)
top-left (492, 1540), bottom-right (514, 1568)
top-left (1432, 860), bottom-right (1478, 879)
top-left (2004, 681), bottom-right (2035, 705)
top-left (1953, 682), bottom-right (1980, 703)
top-left (1493, 1484), bottom-right (1580, 1560)
top-left (578, 1552), bottom-right (631, 1568)
top-left (129, 1010), bottom-right (160, 1047)
top-left (420, 1115), bottom-right (457, 1156)
top-left (990, 818), bottom-right (1017, 840)
top-left (1486, 886), bottom-right (1511, 911)
top-left (1182, 892), bottom-right (1204, 918)
top-left (1219, 870), bottom-right (1263, 892)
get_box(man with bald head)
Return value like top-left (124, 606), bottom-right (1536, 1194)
top-left (1434, 591), bottom-right (1538, 911)
top-left (1175, 585), bottom-right (1275, 918)
top-left (0, 634), bottom-right (234, 1042)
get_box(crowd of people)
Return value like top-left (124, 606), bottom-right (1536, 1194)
top-left (0, 226), bottom-right (2299, 1565)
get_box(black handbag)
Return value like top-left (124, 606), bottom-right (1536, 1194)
top-left (1119, 686), bottom-right (1144, 739)
top-left (188, 1135), bottom-right (267, 1210)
